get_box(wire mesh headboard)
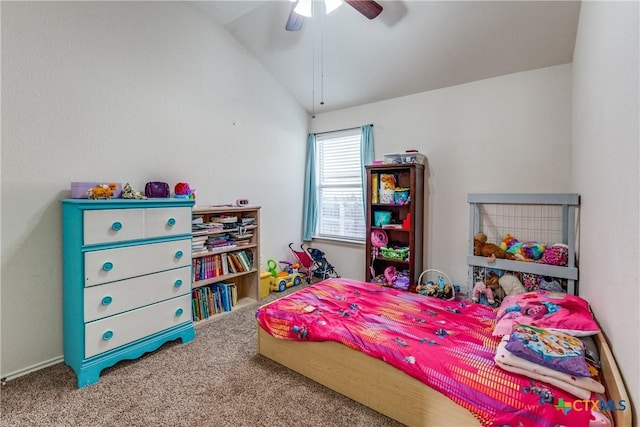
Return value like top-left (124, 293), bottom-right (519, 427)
top-left (478, 203), bottom-right (567, 246)
top-left (467, 193), bottom-right (580, 296)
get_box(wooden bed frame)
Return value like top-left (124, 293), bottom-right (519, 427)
top-left (258, 325), bottom-right (631, 427)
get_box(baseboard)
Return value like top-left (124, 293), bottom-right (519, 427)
top-left (1, 356), bottom-right (63, 385)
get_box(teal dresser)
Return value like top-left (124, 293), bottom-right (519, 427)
top-left (61, 198), bottom-right (195, 388)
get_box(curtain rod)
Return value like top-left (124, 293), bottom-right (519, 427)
top-left (314, 124), bottom-right (373, 136)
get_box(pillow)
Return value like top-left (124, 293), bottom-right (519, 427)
top-left (493, 290), bottom-right (600, 337)
top-left (505, 324), bottom-right (591, 377)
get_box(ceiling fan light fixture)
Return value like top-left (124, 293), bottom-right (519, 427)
top-left (324, 0), bottom-right (343, 14)
top-left (294, 0), bottom-right (313, 17)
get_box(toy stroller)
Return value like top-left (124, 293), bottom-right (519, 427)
top-left (289, 243), bottom-right (340, 282)
top-left (306, 246), bottom-right (339, 281)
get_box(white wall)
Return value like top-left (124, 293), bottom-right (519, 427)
top-left (572, 0), bottom-right (639, 415)
top-left (0, 2), bottom-right (308, 378)
top-left (311, 65), bottom-right (573, 284)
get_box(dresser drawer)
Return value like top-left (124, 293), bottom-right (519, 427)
top-left (144, 207), bottom-right (191, 238)
top-left (84, 294), bottom-right (191, 359)
top-left (84, 266), bottom-right (191, 322)
top-left (84, 239), bottom-right (191, 287)
top-left (84, 209), bottom-right (144, 245)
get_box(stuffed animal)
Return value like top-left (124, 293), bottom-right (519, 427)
top-left (500, 234), bottom-right (546, 261)
top-left (474, 232), bottom-right (516, 262)
top-left (472, 282), bottom-right (495, 305)
top-left (86, 183), bottom-right (118, 200)
top-left (536, 243), bottom-right (568, 266)
top-left (498, 274), bottom-right (526, 296)
top-left (121, 183), bottom-right (146, 199)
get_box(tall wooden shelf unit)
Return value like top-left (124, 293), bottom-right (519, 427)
top-left (365, 163), bottom-right (425, 285)
top-left (191, 205), bottom-right (261, 326)
top-left (467, 193), bottom-right (580, 295)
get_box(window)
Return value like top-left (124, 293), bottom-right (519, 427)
top-left (314, 128), bottom-right (365, 241)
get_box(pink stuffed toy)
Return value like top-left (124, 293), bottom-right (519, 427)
top-left (472, 282), bottom-right (495, 305)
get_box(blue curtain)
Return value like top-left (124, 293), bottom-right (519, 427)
top-left (302, 133), bottom-right (317, 241)
top-left (302, 126), bottom-right (374, 241)
top-left (360, 124), bottom-right (375, 217)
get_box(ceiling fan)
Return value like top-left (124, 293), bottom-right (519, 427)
top-left (286, 0), bottom-right (383, 31)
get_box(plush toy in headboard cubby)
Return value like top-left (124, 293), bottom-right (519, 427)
top-left (473, 232), bottom-right (516, 262)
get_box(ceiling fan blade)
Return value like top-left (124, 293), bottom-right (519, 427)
top-left (345, 0), bottom-right (383, 19)
top-left (286, 2), bottom-right (304, 31)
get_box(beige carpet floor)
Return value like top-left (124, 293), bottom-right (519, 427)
top-left (0, 283), bottom-right (402, 427)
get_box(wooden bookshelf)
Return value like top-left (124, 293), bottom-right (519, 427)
top-left (190, 205), bottom-right (261, 325)
top-left (365, 163), bottom-right (425, 286)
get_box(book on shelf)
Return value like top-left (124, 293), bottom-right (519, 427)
top-left (221, 252), bottom-right (229, 275)
top-left (371, 173), bottom-right (379, 203)
top-left (237, 250), bottom-right (252, 271)
top-left (192, 285), bottom-right (228, 321)
top-left (228, 253), bottom-right (244, 273)
top-left (229, 283), bottom-right (238, 306)
top-left (212, 283), bottom-right (233, 312)
top-left (192, 253), bottom-right (229, 282)
top-left (226, 254), bottom-right (237, 273)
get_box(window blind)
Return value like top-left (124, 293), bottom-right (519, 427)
top-left (315, 130), bottom-right (365, 241)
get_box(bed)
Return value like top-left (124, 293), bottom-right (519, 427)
top-left (256, 278), bottom-right (631, 427)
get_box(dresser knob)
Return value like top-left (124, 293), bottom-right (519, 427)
top-left (175, 308), bottom-right (184, 317)
top-left (102, 262), bottom-right (113, 271)
top-left (167, 218), bottom-right (176, 226)
top-left (174, 279), bottom-right (183, 288)
top-left (111, 221), bottom-right (122, 231)
top-left (175, 250), bottom-right (183, 259)
top-left (102, 330), bottom-right (114, 340)
top-left (101, 296), bottom-right (113, 306)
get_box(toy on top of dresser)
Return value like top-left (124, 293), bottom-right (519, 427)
top-left (121, 183), bottom-right (146, 199)
top-left (86, 183), bottom-right (119, 200)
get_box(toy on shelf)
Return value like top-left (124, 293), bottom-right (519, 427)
top-left (121, 183), bottom-right (146, 199)
top-left (86, 183), bottom-right (119, 200)
top-left (473, 232), bottom-right (516, 262)
top-left (499, 234), bottom-right (545, 261)
top-left (472, 282), bottom-right (495, 305)
top-left (383, 266), bottom-right (410, 290)
top-left (174, 182), bottom-right (195, 199)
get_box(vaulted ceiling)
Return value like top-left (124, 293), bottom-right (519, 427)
top-left (186, 1), bottom-right (581, 114)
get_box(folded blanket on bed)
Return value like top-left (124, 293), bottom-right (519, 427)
top-left (495, 336), bottom-right (605, 400)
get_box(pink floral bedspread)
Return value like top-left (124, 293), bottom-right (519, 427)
top-left (256, 278), bottom-right (591, 427)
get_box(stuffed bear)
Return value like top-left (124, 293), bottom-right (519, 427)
top-left (474, 232), bottom-right (516, 262)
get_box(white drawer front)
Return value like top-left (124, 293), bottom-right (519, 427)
top-left (84, 239), bottom-right (191, 287)
top-left (144, 207), bottom-right (191, 238)
top-left (84, 209), bottom-right (144, 245)
top-left (84, 266), bottom-right (191, 322)
top-left (84, 294), bottom-right (191, 359)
